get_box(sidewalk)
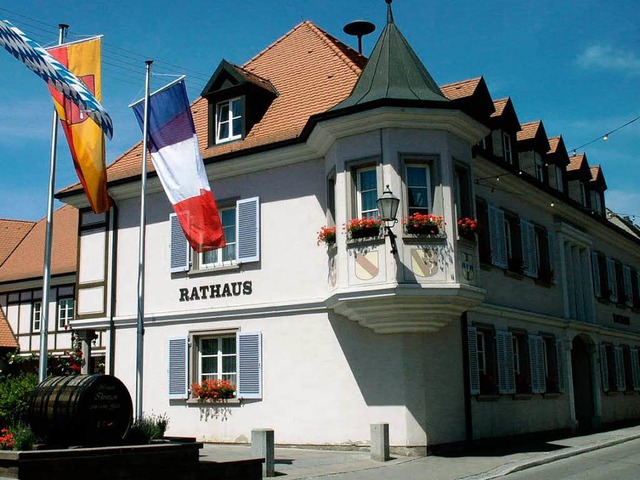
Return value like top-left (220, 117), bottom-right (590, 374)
top-left (199, 424), bottom-right (640, 479)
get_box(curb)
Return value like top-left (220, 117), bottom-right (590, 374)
top-left (466, 431), bottom-right (640, 480)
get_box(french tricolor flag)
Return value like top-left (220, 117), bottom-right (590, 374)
top-left (133, 79), bottom-right (225, 252)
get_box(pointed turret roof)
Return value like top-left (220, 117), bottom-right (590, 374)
top-left (331, 0), bottom-right (448, 111)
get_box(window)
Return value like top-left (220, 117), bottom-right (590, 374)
top-left (356, 166), bottom-right (379, 219)
top-left (170, 197), bottom-right (260, 273)
top-left (488, 204), bottom-right (507, 269)
top-left (542, 336), bottom-right (563, 393)
top-left (58, 297), bottom-right (74, 330)
top-left (215, 97), bottom-right (243, 144)
top-left (198, 336), bottom-right (237, 386)
top-left (405, 164), bottom-right (431, 216)
top-left (476, 199), bottom-right (491, 264)
top-left (201, 207), bottom-right (236, 268)
top-left (591, 252), bottom-right (611, 300)
top-left (622, 265), bottom-right (633, 307)
top-left (504, 213), bottom-right (523, 273)
top-left (502, 132), bottom-right (513, 164)
top-left (454, 164), bottom-right (472, 220)
top-left (535, 226), bottom-right (554, 283)
top-left (520, 219), bottom-right (538, 278)
top-left (590, 190), bottom-right (603, 215)
top-left (623, 346), bottom-right (634, 392)
top-left (167, 331), bottom-right (262, 400)
top-left (326, 172), bottom-right (336, 227)
top-left (632, 268), bottom-right (640, 309)
top-left (555, 165), bottom-right (565, 192)
top-left (600, 343), bottom-right (622, 392)
top-left (512, 332), bottom-right (531, 393)
top-left (578, 182), bottom-right (588, 208)
top-left (496, 330), bottom-right (516, 394)
top-left (630, 347), bottom-right (640, 392)
top-left (534, 153), bottom-right (545, 183)
top-left (32, 301), bottom-right (42, 332)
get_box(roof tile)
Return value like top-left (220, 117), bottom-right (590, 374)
top-left (440, 77), bottom-right (482, 100)
top-left (0, 219), bottom-right (35, 266)
top-left (0, 308), bottom-right (17, 349)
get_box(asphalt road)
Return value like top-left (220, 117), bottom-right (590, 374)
top-left (504, 437), bottom-right (640, 479)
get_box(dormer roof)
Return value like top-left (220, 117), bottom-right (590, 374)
top-left (489, 97), bottom-right (521, 133)
top-left (331, 1), bottom-right (449, 111)
top-left (517, 120), bottom-right (550, 153)
top-left (547, 136), bottom-right (570, 167)
top-left (440, 77), bottom-right (495, 123)
top-left (590, 165), bottom-right (607, 190)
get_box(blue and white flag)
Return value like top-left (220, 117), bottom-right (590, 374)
top-left (0, 20), bottom-right (113, 138)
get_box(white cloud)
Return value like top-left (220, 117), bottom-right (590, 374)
top-left (577, 45), bottom-right (640, 75)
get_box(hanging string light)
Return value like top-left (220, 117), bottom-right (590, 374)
top-left (570, 115), bottom-right (640, 155)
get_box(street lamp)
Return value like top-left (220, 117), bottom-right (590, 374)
top-left (376, 185), bottom-right (400, 254)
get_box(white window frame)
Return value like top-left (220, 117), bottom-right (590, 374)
top-left (32, 301), bottom-right (42, 333)
top-left (405, 163), bottom-right (432, 216)
top-left (356, 166), bottom-right (379, 219)
top-left (199, 205), bottom-right (237, 269)
top-left (58, 297), bottom-right (74, 330)
top-left (215, 97), bottom-right (243, 144)
top-left (197, 334), bottom-right (238, 388)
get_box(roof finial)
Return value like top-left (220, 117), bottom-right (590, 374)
top-left (386, 0), bottom-right (394, 23)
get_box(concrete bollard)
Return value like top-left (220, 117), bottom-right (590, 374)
top-left (370, 423), bottom-right (390, 462)
top-left (251, 428), bottom-right (275, 477)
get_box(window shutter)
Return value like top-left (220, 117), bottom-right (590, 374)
top-left (167, 336), bottom-right (189, 399)
top-left (467, 326), bottom-right (480, 395)
top-left (555, 341), bottom-right (564, 393)
top-left (614, 346), bottom-right (625, 391)
top-left (520, 220), bottom-right (538, 277)
top-left (591, 252), bottom-right (601, 297)
top-left (623, 266), bottom-right (633, 306)
top-left (497, 330), bottom-right (515, 394)
top-left (606, 258), bottom-right (617, 302)
top-left (237, 197), bottom-right (260, 264)
top-left (599, 345), bottom-right (609, 392)
top-left (528, 335), bottom-right (545, 394)
top-left (237, 331), bottom-right (262, 399)
top-left (170, 213), bottom-right (190, 273)
top-left (630, 348), bottom-right (640, 391)
top-left (547, 231), bottom-right (557, 283)
top-left (488, 205), bottom-right (507, 269)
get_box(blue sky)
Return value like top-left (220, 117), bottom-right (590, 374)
top-left (0, 0), bottom-right (638, 222)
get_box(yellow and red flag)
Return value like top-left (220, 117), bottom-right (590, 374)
top-left (47, 37), bottom-right (111, 213)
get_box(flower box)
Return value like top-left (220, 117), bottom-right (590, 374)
top-left (402, 213), bottom-right (443, 235)
top-left (457, 217), bottom-right (478, 240)
top-left (344, 217), bottom-right (382, 240)
top-left (191, 379), bottom-right (236, 402)
top-left (317, 226), bottom-right (336, 246)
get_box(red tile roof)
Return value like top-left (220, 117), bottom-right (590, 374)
top-left (0, 308), bottom-right (17, 349)
top-left (548, 136), bottom-right (561, 154)
top-left (491, 98), bottom-right (509, 118)
top-left (0, 219), bottom-right (35, 266)
top-left (0, 205), bottom-right (78, 283)
top-left (61, 21), bottom-right (366, 193)
top-left (567, 153), bottom-right (586, 171)
top-left (440, 77), bottom-right (482, 100)
top-left (517, 121), bottom-right (541, 141)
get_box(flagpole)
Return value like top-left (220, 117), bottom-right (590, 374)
top-left (135, 60), bottom-right (153, 420)
top-left (38, 23), bottom-right (68, 383)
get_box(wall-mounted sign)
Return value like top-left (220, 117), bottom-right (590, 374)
top-left (179, 281), bottom-right (253, 302)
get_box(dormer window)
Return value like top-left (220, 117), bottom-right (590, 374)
top-left (502, 132), bottom-right (513, 164)
top-left (215, 97), bottom-right (243, 144)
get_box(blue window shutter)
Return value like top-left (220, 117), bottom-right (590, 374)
top-left (497, 330), bottom-right (515, 394)
top-left (614, 346), bottom-right (625, 391)
top-left (170, 213), bottom-right (190, 273)
top-left (237, 197), bottom-right (260, 264)
top-left (599, 344), bottom-right (609, 392)
top-left (467, 326), bottom-right (480, 395)
top-left (168, 336), bottom-right (189, 399)
top-left (606, 258), bottom-right (618, 302)
top-left (520, 219), bottom-right (537, 278)
top-left (630, 348), bottom-right (640, 391)
top-left (488, 205), bottom-right (507, 269)
top-left (528, 335), bottom-right (545, 394)
top-left (623, 266), bottom-right (633, 306)
top-left (237, 331), bottom-right (262, 399)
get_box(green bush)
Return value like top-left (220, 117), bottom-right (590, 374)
top-left (11, 423), bottom-right (36, 451)
top-left (0, 373), bottom-right (38, 427)
top-left (127, 413), bottom-right (170, 445)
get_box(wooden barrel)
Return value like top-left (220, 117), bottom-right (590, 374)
top-left (29, 374), bottom-right (133, 446)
